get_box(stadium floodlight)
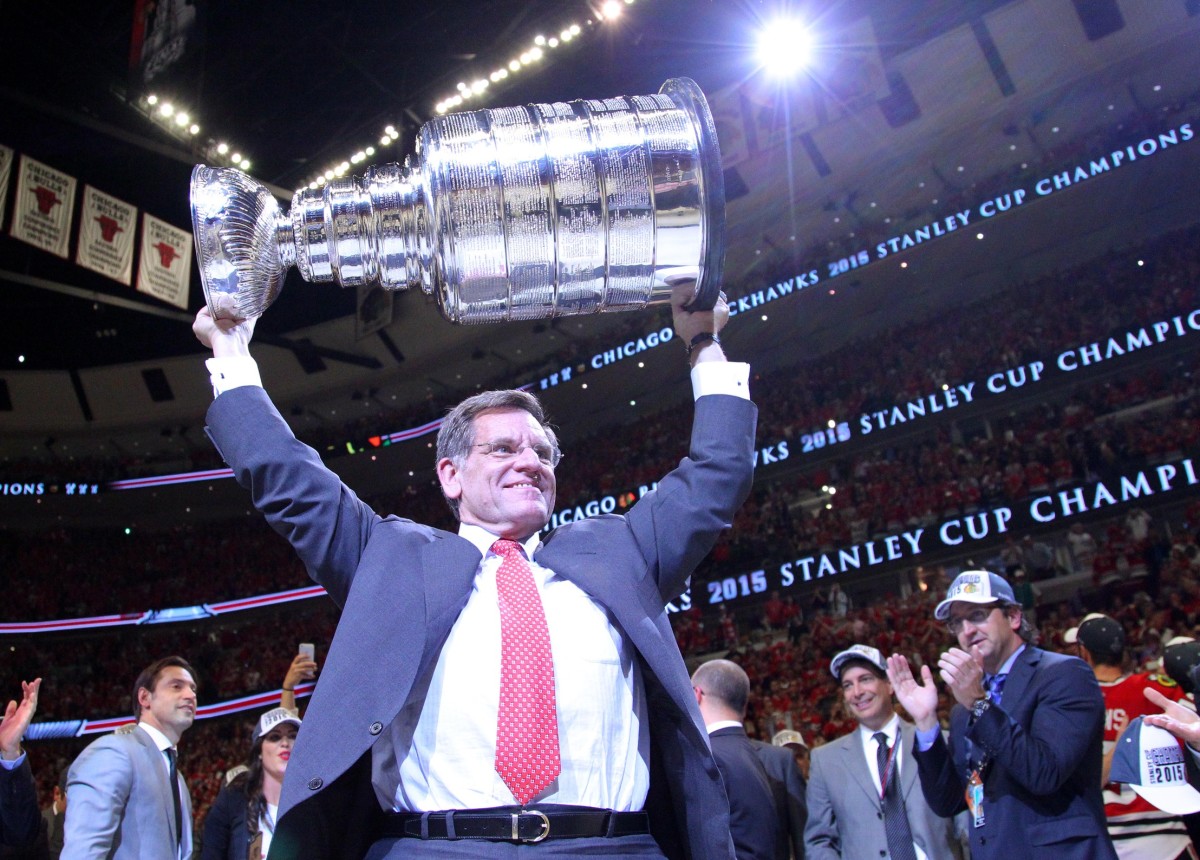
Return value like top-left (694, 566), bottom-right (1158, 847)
top-left (756, 18), bottom-right (814, 78)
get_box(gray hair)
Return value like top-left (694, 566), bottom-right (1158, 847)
top-left (435, 389), bottom-right (559, 519)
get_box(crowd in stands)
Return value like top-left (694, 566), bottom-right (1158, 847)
top-left (11, 502), bottom-right (1200, 842)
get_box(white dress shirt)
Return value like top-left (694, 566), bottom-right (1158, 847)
top-left (205, 354), bottom-right (751, 813)
top-left (139, 721), bottom-right (192, 860)
top-left (859, 715), bottom-right (928, 860)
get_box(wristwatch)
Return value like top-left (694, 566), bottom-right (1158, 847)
top-left (970, 696), bottom-right (991, 721)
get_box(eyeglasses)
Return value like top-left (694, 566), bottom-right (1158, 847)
top-left (946, 605), bottom-right (999, 634)
top-left (472, 440), bottom-right (561, 467)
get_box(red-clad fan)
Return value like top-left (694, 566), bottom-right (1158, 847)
top-left (1071, 614), bottom-right (1195, 860)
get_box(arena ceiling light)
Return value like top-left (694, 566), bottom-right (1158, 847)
top-left (756, 18), bottom-right (815, 78)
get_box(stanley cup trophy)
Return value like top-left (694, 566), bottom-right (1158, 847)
top-left (189, 77), bottom-right (725, 325)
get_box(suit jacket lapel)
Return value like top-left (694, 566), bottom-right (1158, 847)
top-left (133, 727), bottom-right (179, 847)
top-left (839, 731), bottom-right (880, 806)
top-left (995, 645), bottom-right (1039, 713)
top-left (420, 535), bottom-right (482, 636)
top-left (899, 721), bottom-right (920, 801)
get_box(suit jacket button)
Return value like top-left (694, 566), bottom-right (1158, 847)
top-left (370, 721), bottom-right (384, 735)
top-left (308, 777), bottom-right (323, 791)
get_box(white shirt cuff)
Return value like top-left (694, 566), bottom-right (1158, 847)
top-left (205, 356), bottom-right (263, 398)
top-left (691, 361), bottom-right (750, 401)
top-left (0, 752), bottom-right (25, 769)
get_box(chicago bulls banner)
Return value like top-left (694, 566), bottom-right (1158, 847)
top-left (0, 145), bottom-right (13, 229)
top-left (10, 155), bottom-right (77, 258)
top-left (76, 186), bottom-right (137, 285)
top-left (136, 214), bottom-right (192, 308)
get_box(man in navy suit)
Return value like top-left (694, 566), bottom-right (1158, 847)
top-left (193, 284), bottom-right (757, 860)
top-left (887, 570), bottom-right (1116, 860)
top-left (692, 659), bottom-right (784, 860)
top-left (0, 678), bottom-right (42, 853)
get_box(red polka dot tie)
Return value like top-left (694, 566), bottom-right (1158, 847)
top-left (492, 539), bottom-right (560, 805)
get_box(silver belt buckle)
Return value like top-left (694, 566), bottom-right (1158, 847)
top-left (512, 809), bottom-right (550, 843)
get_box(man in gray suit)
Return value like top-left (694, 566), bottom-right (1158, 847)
top-left (192, 284), bottom-right (756, 859)
top-left (64, 656), bottom-right (197, 859)
top-left (804, 644), bottom-right (964, 860)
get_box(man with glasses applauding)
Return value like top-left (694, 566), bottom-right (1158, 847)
top-left (886, 569), bottom-right (1116, 860)
top-left (192, 283), bottom-right (756, 860)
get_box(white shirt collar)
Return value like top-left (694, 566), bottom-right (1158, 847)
top-left (705, 720), bottom-right (744, 735)
top-left (992, 643), bottom-right (1026, 678)
top-left (858, 713), bottom-right (901, 745)
top-left (138, 720), bottom-right (175, 754)
top-left (458, 523), bottom-right (541, 560)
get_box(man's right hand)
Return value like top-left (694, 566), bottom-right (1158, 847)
top-left (1144, 686), bottom-right (1200, 750)
top-left (886, 654), bottom-right (940, 732)
top-left (193, 306), bottom-right (257, 358)
top-left (0, 678), bottom-right (41, 760)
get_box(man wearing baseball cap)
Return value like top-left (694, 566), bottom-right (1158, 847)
top-left (804, 644), bottom-right (964, 860)
top-left (1074, 614), bottom-right (1193, 858)
top-left (887, 569), bottom-right (1116, 859)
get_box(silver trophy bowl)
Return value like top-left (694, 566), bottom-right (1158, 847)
top-left (190, 78), bottom-right (725, 323)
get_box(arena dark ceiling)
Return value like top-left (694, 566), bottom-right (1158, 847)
top-left (0, 0), bottom-right (1024, 374)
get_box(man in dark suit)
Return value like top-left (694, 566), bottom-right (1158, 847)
top-left (692, 660), bottom-right (785, 860)
top-left (750, 733), bottom-right (807, 860)
top-left (0, 679), bottom-right (42, 853)
top-left (887, 569), bottom-right (1117, 860)
top-left (193, 283), bottom-right (756, 860)
top-left (42, 771), bottom-right (66, 859)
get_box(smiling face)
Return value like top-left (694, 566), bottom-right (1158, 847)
top-left (840, 663), bottom-right (895, 731)
top-left (137, 666), bottom-right (197, 744)
top-left (437, 408), bottom-right (557, 540)
top-left (949, 602), bottom-right (1022, 673)
top-left (259, 723), bottom-right (297, 785)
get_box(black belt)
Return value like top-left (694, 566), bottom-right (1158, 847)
top-left (378, 806), bottom-right (650, 843)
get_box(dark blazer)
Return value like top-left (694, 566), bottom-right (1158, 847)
top-left (0, 758), bottom-right (40, 849)
top-left (914, 646), bottom-right (1117, 859)
top-left (41, 806), bottom-right (63, 860)
top-left (200, 782), bottom-right (248, 860)
top-left (749, 741), bottom-right (806, 860)
top-left (205, 386), bottom-right (757, 860)
top-left (709, 728), bottom-right (784, 860)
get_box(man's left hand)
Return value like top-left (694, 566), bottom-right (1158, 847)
top-left (670, 281), bottom-right (728, 364)
top-left (0, 678), bottom-right (41, 760)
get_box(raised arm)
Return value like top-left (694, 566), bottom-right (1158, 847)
top-left (623, 284), bottom-right (756, 602)
top-left (194, 306), bottom-right (384, 605)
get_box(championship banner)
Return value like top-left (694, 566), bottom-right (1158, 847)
top-left (740, 78), bottom-right (825, 156)
top-left (708, 85), bottom-right (751, 168)
top-left (76, 186), bottom-right (137, 285)
top-left (815, 14), bottom-right (888, 117)
top-left (136, 214), bottom-right (192, 308)
top-left (10, 155), bottom-right (77, 259)
top-left (0, 145), bottom-right (13, 229)
top-left (356, 281), bottom-right (394, 340)
top-left (131, 0), bottom-right (201, 86)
